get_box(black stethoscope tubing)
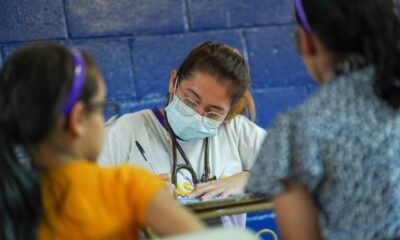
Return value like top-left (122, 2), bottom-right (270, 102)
top-left (165, 114), bottom-right (216, 185)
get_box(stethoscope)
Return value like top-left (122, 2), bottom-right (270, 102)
top-left (165, 114), bottom-right (217, 186)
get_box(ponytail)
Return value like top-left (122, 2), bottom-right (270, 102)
top-left (0, 128), bottom-right (42, 240)
top-left (227, 90), bottom-right (256, 121)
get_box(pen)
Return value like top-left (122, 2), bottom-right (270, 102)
top-left (135, 140), bottom-right (157, 174)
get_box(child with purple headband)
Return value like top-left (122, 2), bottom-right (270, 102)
top-left (0, 43), bottom-right (204, 239)
top-left (247, 0), bottom-right (400, 239)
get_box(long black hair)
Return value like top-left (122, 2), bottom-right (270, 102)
top-left (298, 0), bottom-right (400, 109)
top-left (0, 43), bottom-right (99, 239)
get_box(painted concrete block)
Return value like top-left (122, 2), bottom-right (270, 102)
top-left (246, 27), bottom-right (312, 88)
top-left (188, 0), bottom-right (293, 31)
top-left (252, 87), bottom-right (309, 127)
top-left (66, 0), bottom-right (185, 37)
top-left (0, 0), bottom-right (67, 43)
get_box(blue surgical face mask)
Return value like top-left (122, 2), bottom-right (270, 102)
top-left (165, 95), bottom-right (223, 141)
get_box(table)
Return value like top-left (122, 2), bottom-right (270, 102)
top-left (181, 194), bottom-right (274, 220)
top-left (181, 195), bottom-right (280, 240)
top-left (143, 195), bottom-right (277, 239)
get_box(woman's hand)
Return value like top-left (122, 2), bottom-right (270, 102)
top-left (157, 173), bottom-right (176, 196)
top-left (188, 171), bottom-right (250, 199)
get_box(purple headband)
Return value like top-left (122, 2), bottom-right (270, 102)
top-left (294, 0), bottom-right (313, 33)
top-left (63, 48), bottom-right (86, 115)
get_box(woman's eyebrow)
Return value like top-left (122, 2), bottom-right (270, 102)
top-left (208, 105), bottom-right (226, 112)
top-left (186, 88), bottom-right (227, 112)
top-left (186, 88), bottom-right (201, 101)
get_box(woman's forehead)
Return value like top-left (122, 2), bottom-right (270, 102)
top-left (180, 72), bottom-right (231, 109)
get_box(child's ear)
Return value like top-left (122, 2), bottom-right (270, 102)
top-left (297, 26), bottom-right (318, 57)
top-left (67, 102), bottom-right (86, 137)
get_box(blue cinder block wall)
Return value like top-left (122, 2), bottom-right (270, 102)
top-left (0, 0), bottom-right (316, 128)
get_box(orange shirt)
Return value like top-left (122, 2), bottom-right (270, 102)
top-left (39, 161), bottom-right (163, 240)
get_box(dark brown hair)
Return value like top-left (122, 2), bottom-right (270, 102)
top-left (177, 41), bottom-right (256, 121)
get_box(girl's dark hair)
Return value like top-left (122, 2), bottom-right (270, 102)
top-left (0, 43), bottom-right (100, 239)
top-left (298, 0), bottom-right (400, 109)
top-left (177, 41), bottom-right (256, 121)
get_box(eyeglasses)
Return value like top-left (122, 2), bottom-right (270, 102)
top-left (86, 100), bottom-right (120, 127)
top-left (172, 76), bottom-right (229, 128)
top-left (175, 94), bottom-right (227, 128)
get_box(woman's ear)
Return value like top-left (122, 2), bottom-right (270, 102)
top-left (168, 70), bottom-right (178, 94)
top-left (66, 102), bottom-right (86, 138)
